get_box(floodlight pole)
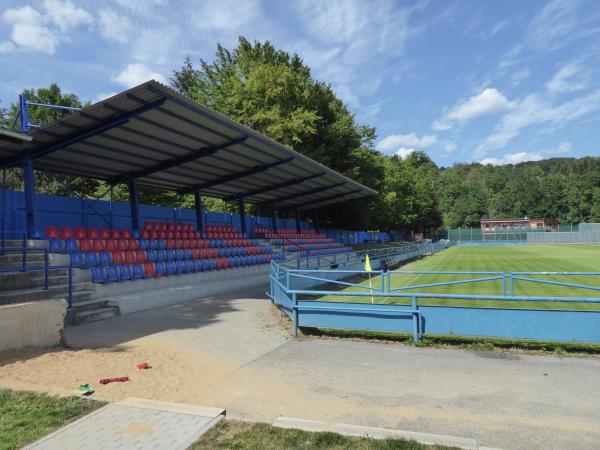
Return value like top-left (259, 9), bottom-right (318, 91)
top-left (128, 176), bottom-right (140, 233)
top-left (238, 197), bottom-right (247, 236)
top-left (194, 189), bottom-right (205, 236)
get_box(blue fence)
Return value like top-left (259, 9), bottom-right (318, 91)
top-left (268, 258), bottom-right (600, 344)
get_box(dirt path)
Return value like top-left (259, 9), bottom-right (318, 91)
top-left (1, 286), bottom-right (599, 449)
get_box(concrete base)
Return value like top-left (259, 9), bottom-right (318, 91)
top-left (104, 265), bottom-right (270, 315)
top-left (272, 416), bottom-right (480, 450)
top-left (0, 299), bottom-right (67, 351)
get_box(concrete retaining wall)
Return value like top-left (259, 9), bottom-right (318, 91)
top-left (0, 299), bottom-right (67, 351)
top-left (106, 265), bottom-right (270, 315)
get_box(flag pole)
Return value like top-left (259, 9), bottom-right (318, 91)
top-left (365, 253), bottom-right (374, 303)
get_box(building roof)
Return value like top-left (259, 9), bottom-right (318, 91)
top-left (0, 80), bottom-right (377, 210)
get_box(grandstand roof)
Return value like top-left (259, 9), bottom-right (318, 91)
top-left (0, 80), bottom-right (376, 209)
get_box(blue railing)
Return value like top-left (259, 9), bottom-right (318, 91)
top-left (0, 228), bottom-right (26, 255)
top-left (0, 247), bottom-right (73, 308)
top-left (268, 262), bottom-right (600, 343)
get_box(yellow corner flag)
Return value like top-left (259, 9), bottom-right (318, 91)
top-left (364, 254), bottom-right (372, 272)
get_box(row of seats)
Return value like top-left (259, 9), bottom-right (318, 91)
top-left (90, 254), bottom-right (282, 284)
top-left (46, 226), bottom-right (135, 240)
top-left (143, 222), bottom-right (194, 232)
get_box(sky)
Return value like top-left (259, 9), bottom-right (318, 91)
top-left (1, 0), bottom-right (599, 168)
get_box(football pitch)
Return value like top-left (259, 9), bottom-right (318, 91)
top-left (322, 244), bottom-right (600, 310)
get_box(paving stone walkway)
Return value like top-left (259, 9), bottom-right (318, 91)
top-left (24, 398), bottom-right (224, 450)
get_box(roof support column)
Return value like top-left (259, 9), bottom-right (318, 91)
top-left (23, 156), bottom-right (39, 238)
top-left (238, 198), bottom-right (247, 236)
top-left (295, 208), bottom-right (301, 233)
top-left (19, 94), bottom-right (29, 132)
top-left (315, 208), bottom-right (320, 233)
top-left (271, 204), bottom-right (278, 233)
top-left (128, 176), bottom-right (140, 233)
top-left (194, 190), bottom-right (205, 236)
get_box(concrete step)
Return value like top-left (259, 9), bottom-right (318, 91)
top-left (0, 284), bottom-right (96, 305)
top-left (74, 306), bottom-right (120, 324)
top-left (0, 271), bottom-right (70, 290)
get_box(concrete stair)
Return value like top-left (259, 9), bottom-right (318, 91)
top-left (0, 243), bottom-right (119, 324)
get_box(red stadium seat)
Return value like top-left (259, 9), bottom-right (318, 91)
top-left (99, 228), bottom-right (110, 239)
top-left (75, 227), bottom-right (86, 240)
top-left (150, 231), bottom-right (159, 239)
top-left (45, 226), bottom-right (59, 239)
top-left (93, 239), bottom-right (106, 252)
top-left (144, 262), bottom-right (156, 277)
top-left (166, 239), bottom-right (176, 249)
top-left (111, 251), bottom-right (125, 264)
top-left (135, 250), bottom-right (146, 262)
top-left (191, 249), bottom-right (200, 259)
top-left (87, 228), bottom-right (99, 239)
top-left (106, 239), bottom-right (118, 252)
top-left (60, 226), bottom-right (73, 239)
top-left (79, 239), bottom-right (93, 252)
top-left (141, 230), bottom-right (151, 239)
top-left (110, 229), bottom-right (121, 239)
top-left (175, 239), bottom-right (183, 249)
top-left (128, 239), bottom-right (139, 250)
top-left (121, 229), bottom-right (131, 239)
top-left (118, 239), bottom-right (129, 251)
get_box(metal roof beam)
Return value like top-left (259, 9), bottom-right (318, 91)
top-left (108, 136), bottom-right (248, 184)
top-left (0, 97), bottom-right (166, 168)
top-left (224, 172), bottom-right (325, 201)
top-left (266, 182), bottom-right (346, 205)
top-left (295, 189), bottom-right (363, 209)
top-left (181, 157), bottom-right (294, 194)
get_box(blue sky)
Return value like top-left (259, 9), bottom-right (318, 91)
top-left (1, 0), bottom-right (599, 167)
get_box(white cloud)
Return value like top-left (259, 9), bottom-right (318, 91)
top-left (476, 89), bottom-right (600, 156)
top-left (546, 61), bottom-right (589, 93)
top-left (194, 0), bottom-right (263, 33)
top-left (480, 142), bottom-right (573, 166)
top-left (1, 1), bottom-right (92, 54)
top-left (112, 63), bottom-right (167, 88)
top-left (433, 88), bottom-right (516, 130)
top-left (395, 147), bottom-right (416, 159)
top-left (377, 133), bottom-right (437, 153)
top-left (491, 19), bottom-right (508, 36)
top-left (92, 92), bottom-right (119, 103)
top-left (481, 152), bottom-right (544, 166)
top-left (43, 0), bottom-right (92, 32)
top-left (443, 141), bottom-right (457, 153)
top-left (98, 8), bottom-right (132, 44)
top-left (511, 68), bottom-right (530, 86)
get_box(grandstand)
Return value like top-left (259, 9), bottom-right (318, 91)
top-left (0, 80), bottom-right (376, 324)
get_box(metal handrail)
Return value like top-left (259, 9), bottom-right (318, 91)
top-left (0, 247), bottom-right (73, 308)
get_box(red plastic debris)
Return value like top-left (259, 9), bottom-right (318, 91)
top-left (136, 362), bottom-right (151, 369)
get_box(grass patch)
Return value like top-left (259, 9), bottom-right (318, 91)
top-left (191, 420), bottom-right (457, 450)
top-left (303, 328), bottom-right (600, 355)
top-left (318, 244), bottom-right (600, 310)
top-left (0, 389), bottom-right (104, 450)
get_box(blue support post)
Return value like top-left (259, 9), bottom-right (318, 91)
top-left (194, 190), bottom-right (205, 235)
top-left (292, 293), bottom-right (298, 337)
top-left (238, 197), bottom-right (246, 236)
top-left (19, 94), bottom-right (29, 132)
top-left (22, 157), bottom-right (39, 238)
top-left (271, 204), bottom-right (278, 232)
top-left (295, 208), bottom-right (301, 233)
top-left (412, 295), bottom-right (419, 343)
top-left (128, 176), bottom-right (140, 233)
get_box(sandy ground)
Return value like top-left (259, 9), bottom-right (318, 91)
top-left (1, 285), bottom-right (600, 450)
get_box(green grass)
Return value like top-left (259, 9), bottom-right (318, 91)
top-left (321, 244), bottom-right (600, 310)
top-left (0, 389), bottom-right (104, 450)
top-left (190, 420), bottom-right (457, 450)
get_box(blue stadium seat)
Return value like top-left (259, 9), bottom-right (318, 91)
top-left (200, 259), bottom-right (208, 272)
top-left (175, 260), bottom-right (186, 274)
top-left (49, 239), bottom-right (63, 253)
top-left (146, 250), bottom-right (157, 262)
top-left (139, 239), bottom-right (149, 250)
top-left (166, 261), bottom-right (176, 276)
top-left (148, 239), bottom-right (157, 250)
top-left (209, 259), bottom-right (217, 270)
top-left (70, 252), bottom-right (84, 268)
top-left (183, 249), bottom-right (192, 260)
top-left (132, 230), bottom-right (140, 239)
top-left (156, 250), bottom-right (167, 262)
top-left (91, 267), bottom-right (105, 283)
top-left (65, 239), bottom-right (78, 253)
top-left (119, 265), bottom-right (132, 281)
top-left (166, 249), bottom-right (176, 261)
top-left (184, 260), bottom-right (193, 273)
top-left (107, 265), bottom-right (119, 283)
top-left (132, 264), bottom-right (144, 280)
top-left (99, 251), bottom-right (111, 266)
top-left (85, 253), bottom-right (98, 267)
top-left (155, 261), bottom-right (167, 276)
top-left (176, 249), bottom-right (185, 260)
top-left (157, 239), bottom-right (166, 250)
top-left (192, 259), bottom-right (202, 272)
